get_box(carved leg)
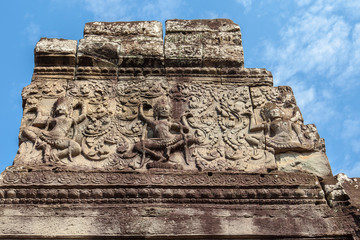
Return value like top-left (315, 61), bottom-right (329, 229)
top-left (43, 144), bottom-right (52, 163)
top-left (134, 141), bottom-right (166, 162)
top-left (21, 127), bottom-right (44, 152)
top-left (55, 140), bottom-right (81, 161)
top-left (144, 147), bottom-right (166, 162)
top-left (245, 135), bottom-right (260, 147)
top-left (165, 139), bottom-right (185, 158)
top-left (21, 127), bottom-right (40, 143)
top-left (292, 123), bottom-right (305, 144)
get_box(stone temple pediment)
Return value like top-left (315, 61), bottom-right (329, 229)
top-left (0, 19), bottom-right (359, 239)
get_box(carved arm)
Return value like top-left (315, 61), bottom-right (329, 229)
top-left (247, 112), bottom-right (268, 133)
top-left (244, 112), bottom-right (260, 131)
top-left (290, 106), bottom-right (303, 123)
top-left (76, 113), bottom-right (86, 124)
top-left (31, 111), bottom-right (48, 128)
top-left (74, 102), bottom-right (87, 124)
top-left (138, 103), bottom-right (155, 128)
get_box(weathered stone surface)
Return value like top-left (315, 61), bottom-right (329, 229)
top-left (33, 38), bottom-right (77, 82)
top-left (35, 38), bottom-right (77, 54)
top-left (165, 19), bottom-right (244, 68)
top-left (12, 21), bottom-right (330, 176)
top-left (276, 151), bottom-right (332, 177)
top-left (166, 19), bottom-right (240, 33)
top-left (0, 204), bottom-right (351, 238)
top-left (34, 38), bottom-right (77, 67)
top-left (77, 38), bottom-right (120, 67)
top-left (78, 21), bottom-right (164, 68)
top-left (1, 18), bottom-right (359, 239)
top-left (322, 174), bottom-right (359, 207)
top-left (84, 21), bottom-right (163, 38)
top-left (0, 171), bottom-right (356, 238)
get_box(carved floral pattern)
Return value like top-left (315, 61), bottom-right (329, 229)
top-left (15, 77), bottom-right (325, 172)
top-left (0, 171), bottom-right (325, 205)
top-left (2, 171), bottom-right (317, 186)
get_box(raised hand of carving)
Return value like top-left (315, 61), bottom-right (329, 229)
top-left (18, 97), bottom-right (85, 163)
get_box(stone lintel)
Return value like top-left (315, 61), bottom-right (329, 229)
top-left (0, 170), bottom-right (356, 238)
top-left (0, 204), bottom-right (353, 238)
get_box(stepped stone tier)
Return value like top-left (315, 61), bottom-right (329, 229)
top-left (0, 19), bottom-right (359, 239)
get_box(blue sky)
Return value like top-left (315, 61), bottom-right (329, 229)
top-left (0, 0), bottom-right (359, 177)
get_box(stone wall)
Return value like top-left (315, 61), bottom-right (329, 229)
top-left (0, 19), bottom-right (358, 239)
top-left (16, 19), bottom-right (330, 176)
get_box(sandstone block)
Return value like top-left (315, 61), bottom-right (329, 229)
top-left (165, 19), bottom-right (244, 67)
top-left (84, 21), bottom-right (163, 38)
top-left (166, 19), bottom-right (240, 33)
top-left (79, 21), bottom-right (164, 68)
top-left (77, 38), bottom-right (120, 67)
top-left (276, 151), bottom-right (332, 177)
top-left (34, 38), bottom-right (77, 67)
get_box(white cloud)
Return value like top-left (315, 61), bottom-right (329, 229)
top-left (338, 23), bottom-right (360, 85)
top-left (236, 0), bottom-right (252, 12)
top-left (25, 23), bottom-right (40, 44)
top-left (347, 161), bottom-right (360, 177)
top-left (262, 1), bottom-right (360, 125)
top-left (83, 0), bottom-right (183, 21)
top-left (270, 14), bottom-right (350, 84)
top-left (350, 140), bottom-right (360, 153)
top-left (141, 0), bottom-right (183, 21)
top-left (84, 0), bottom-right (131, 21)
top-left (341, 1), bottom-right (360, 20)
top-left (296, 0), bottom-right (311, 7)
top-left (300, 97), bottom-right (335, 125)
top-left (199, 11), bottom-right (230, 20)
top-left (290, 83), bottom-right (315, 109)
top-left (342, 119), bottom-right (360, 139)
top-left (264, 1), bottom-right (360, 89)
top-left (341, 118), bottom-right (360, 153)
top-left (339, 156), bottom-right (360, 177)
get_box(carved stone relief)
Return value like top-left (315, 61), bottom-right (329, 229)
top-left (16, 97), bottom-right (84, 165)
top-left (166, 83), bottom-right (275, 172)
top-left (5, 19), bottom-right (360, 240)
top-left (12, 19), bottom-right (331, 177)
top-left (14, 81), bottom-right (329, 174)
top-left (250, 86), bottom-right (324, 153)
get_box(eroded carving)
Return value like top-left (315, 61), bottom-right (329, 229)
top-left (17, 97), bottom-right (85, 163)
top-left (130, 99), bottom-right (198, 169)
top-left (248, 103), bottom-right (312, 153)
top-left (250, 86), bottom-right (324, 153)
top-left (12, 20), bottom-right (331, 177)
top-left (15, 81), bottom-right (326, 174)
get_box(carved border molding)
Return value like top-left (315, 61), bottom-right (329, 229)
top-left (0, 171), bottom-right (326, 205)
top-left (32, 66), bottom-right (273, 86)
top-left (0, 193), bottom-right (326, 205)
top-left (1, 171), bottom-right (317, 186)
